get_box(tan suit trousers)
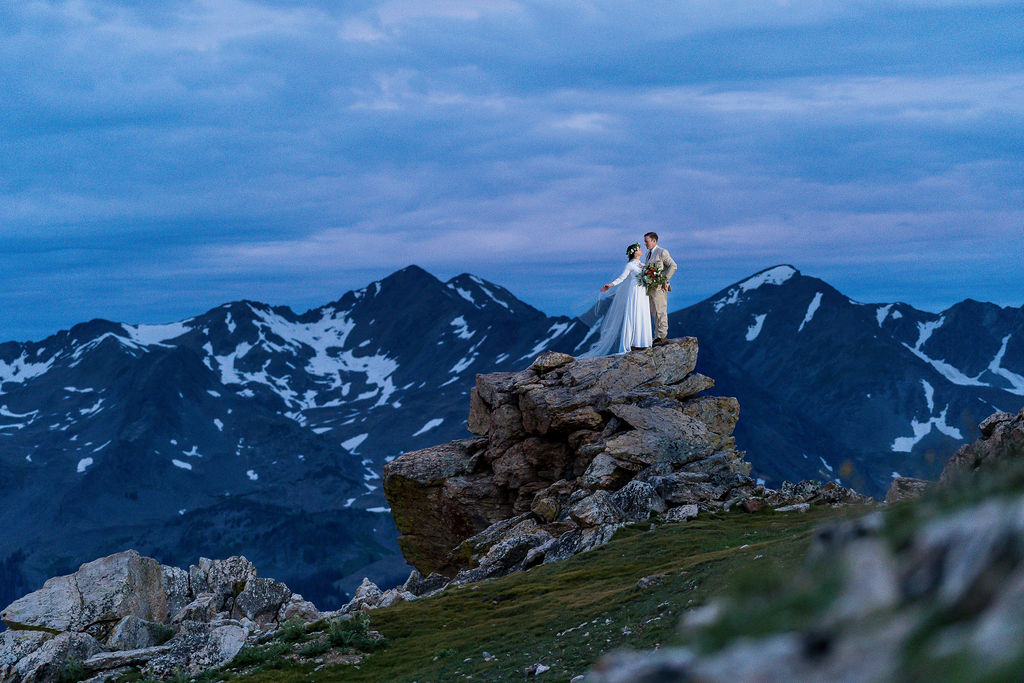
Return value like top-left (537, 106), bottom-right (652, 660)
top-left (649, 288), bottom-right (669, 340)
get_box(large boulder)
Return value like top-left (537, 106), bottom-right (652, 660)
top-left (384, 338), bottom-right (871, 582)
top-left (144, 621), bottom-right (247, 677)
top-left (2, 550), bottom-right (168, 635)
top-left (12, 632), bottom-right (102, 683)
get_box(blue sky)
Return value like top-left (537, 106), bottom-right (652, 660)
top-left (1, 1), bottom-right (1022, 342)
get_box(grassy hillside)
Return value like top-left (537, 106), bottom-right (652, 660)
top-left (206, 505), bottom-right (867, 682)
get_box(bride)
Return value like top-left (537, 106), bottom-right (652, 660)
top-left (580, 243), bottom-right (653, 356)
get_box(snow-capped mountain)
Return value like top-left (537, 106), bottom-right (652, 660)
top-left (670, 265), bottom-right (1024, 496)
top-left (1, 263), bottom-right (1020, 611)
top-left (0, 266), bottom-right (588, 610)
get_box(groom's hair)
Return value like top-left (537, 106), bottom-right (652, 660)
top-left (644, 232), bottom-right (659, 242)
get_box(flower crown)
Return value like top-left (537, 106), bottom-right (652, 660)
top-left (626, 242), bottom-right (643, 257)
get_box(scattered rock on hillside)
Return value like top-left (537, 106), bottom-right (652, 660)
top-left (0, 551), bottom-right (324, 681)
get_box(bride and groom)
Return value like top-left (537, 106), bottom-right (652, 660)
top-left (582, 232), bottom-right (677, 357)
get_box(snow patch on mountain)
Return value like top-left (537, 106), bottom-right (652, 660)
top-left (76, 457), bottom-right (93, 473)
top-left (713, 265), bottom-right (796, 312)
top-left (876, 304), bottom-right (893, 327)
top-left (522, 322), bottom-right (573, 359)
top-left (342, 433), bottom-right (369, 452)
top-left (172, 459), bottom-right (192, 470)
top-left (121, 321), bottom-right (192, 347)
top-left (989, 335), bottom-right (1024, 395)
top-left (450, 316), bottom-right (474, 340)
top-left (0, 352), bottom-right (56, 390)
top-left (891, 380), bottom-right (964, 452)
top-left (745, 314), bottom-right (767, 341)
top-left (799, 293), bottom-right (823, 332)
top-left (412, 418), bottom-right (444, 436)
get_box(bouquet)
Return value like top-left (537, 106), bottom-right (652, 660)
top-left (636, 261), bottom-right (668, 295)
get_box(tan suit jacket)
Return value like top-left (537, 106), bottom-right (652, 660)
top-left (645, 245), bottom-right (677, 291)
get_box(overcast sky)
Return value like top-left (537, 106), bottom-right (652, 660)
top-left (2, 1), bottom-right (1022, 342)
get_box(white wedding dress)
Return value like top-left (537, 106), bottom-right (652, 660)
top-left (580, 259), bottom-right (653, 357)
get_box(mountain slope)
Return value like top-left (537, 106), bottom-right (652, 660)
top-left (0, 266), bottom-right (589, 610)
top-left (670, 265), bottom-right (1024, 495)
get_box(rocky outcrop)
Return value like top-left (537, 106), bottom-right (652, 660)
top-left (0, 551), bottom-right (324, 682)
top-left (940, 408), bottom-right (1024, 484)
top-left (384, 340), bottom-right (872, 582)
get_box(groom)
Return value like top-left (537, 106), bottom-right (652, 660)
top-left (644, 232), bottom-right (677, 344)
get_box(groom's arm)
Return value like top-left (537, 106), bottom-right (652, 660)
top-left (661, 249), bottom-right (678, 281)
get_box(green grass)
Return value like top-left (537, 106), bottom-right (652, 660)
top-left (222, 505), bottom-right (867, 682)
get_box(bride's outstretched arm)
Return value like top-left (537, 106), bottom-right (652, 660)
top-left (601, 264), bottom-right (633, 292)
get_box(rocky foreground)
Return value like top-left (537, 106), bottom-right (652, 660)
top-left (590, 407), bottom-right (1024, 682)
top-left (383, 339), bottom-right (869, 585)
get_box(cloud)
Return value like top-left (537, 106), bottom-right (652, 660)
top-left (0, 0), bottom-right (1021, 341)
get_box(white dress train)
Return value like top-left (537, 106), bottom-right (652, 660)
top-left (581, 260), bottom-right (653, 357)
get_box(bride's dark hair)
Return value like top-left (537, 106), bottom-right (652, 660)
top-left (626, 243), bottom-right (642, 259)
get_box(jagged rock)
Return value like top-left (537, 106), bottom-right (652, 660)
top-left (401, 570), bottom-right (449, 598)
top-left (979, 411), bottom-right (1016, 438)
top-left (105, 615), bottom-right (169, 651)
top-left (12, 632), bottom-right (102, 683)
top-left (774, 503), bottom-right (810, 513)
top-left (581, 453), bottom-right (633, 490)
top-left (385, 338), bottom-right (874, 583)
top-left (885, 477), bottom-right (932, 503)
top-left (145, 620), bottom-right (246, 677)
top-left (188, 564), bottom-right (209, 595)
top-left (171, 593), bottom-right (217, 624)
top-left (160, 565), bottom-right (192, 620)
top-left (345, 578), bottom-right (384, 612)
top-left (200, 556), bottom-right (257, 609)
top-left (569, 491), bottom-right (623, 528)
top-left (1, 550), bottom-right (168, 634)
top-left (941, 408), bottom-right (1024, 484)
top-left (277, 594), bottom-right (320, 623)
top-left (0, 630), bottom-right (52, 671)
top-left (232, 577), bottom-right (291, 625)
top-left (84, 644), bottom-right (172, 673)
top-left (664, 504), bottom-right (699, 523)
top-left (377, 588), bottom-right (416, 609)
top-left (530, 350), bottom-right (575, 373)
top-left (611, 481), bottom-right (666, 522)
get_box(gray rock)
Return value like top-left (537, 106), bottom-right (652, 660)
top-left (979, 411), bottom-right (1015, 438)
top-left (201, 556), bottom-right (257, 607)
top-left (161, 564), bottom-right (192, 619)
top-left (145, 620), bottom-right (247, 677)
top-left (277, 594), bottom-right (320, 623)
top-left (171, 592), bottom-right (218, 624)
top-left (13, 632), bottom-right (103, 683)
top-left (580, 453), bottom-right (633, 490)
top-left (0, 630), bottom-right (52, 668)
top-left (664, 504), bottom-right (699, 523)
top-left (232, 576), bottom-right (291, 625)
top-left (636, 574), bottom-right (665, 589)
top-left (570, 491), bottom-right (623, 528)
top-left (2, 550), bottom-right (168, 634)
top-left (587, 647), bottom-right (696, 682)
top-left (611, 481), bottom-right (666, 523)
top-left (344, 578), bottom-right (384, 612)
top-left (377, 588), bottom-right (416, 609)
top-left (188, 564), bottom-right (210, 595)
top-left (884, 477), bottom-right (932, 503)
top-left (402, 570), bottom-right (450, 598)
top-left (83, 644), bottom-right (172, 672)
top-left (774, 503), bottom-right (810, 513)
top-left (105, 615), bottom-right (170, 651)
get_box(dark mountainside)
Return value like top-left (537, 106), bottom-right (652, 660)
top-left (1, 264), bottom-right (1021, 613)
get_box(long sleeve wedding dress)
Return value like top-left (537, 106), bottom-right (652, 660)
top-left (580, 260), bottom-right (652, 357)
